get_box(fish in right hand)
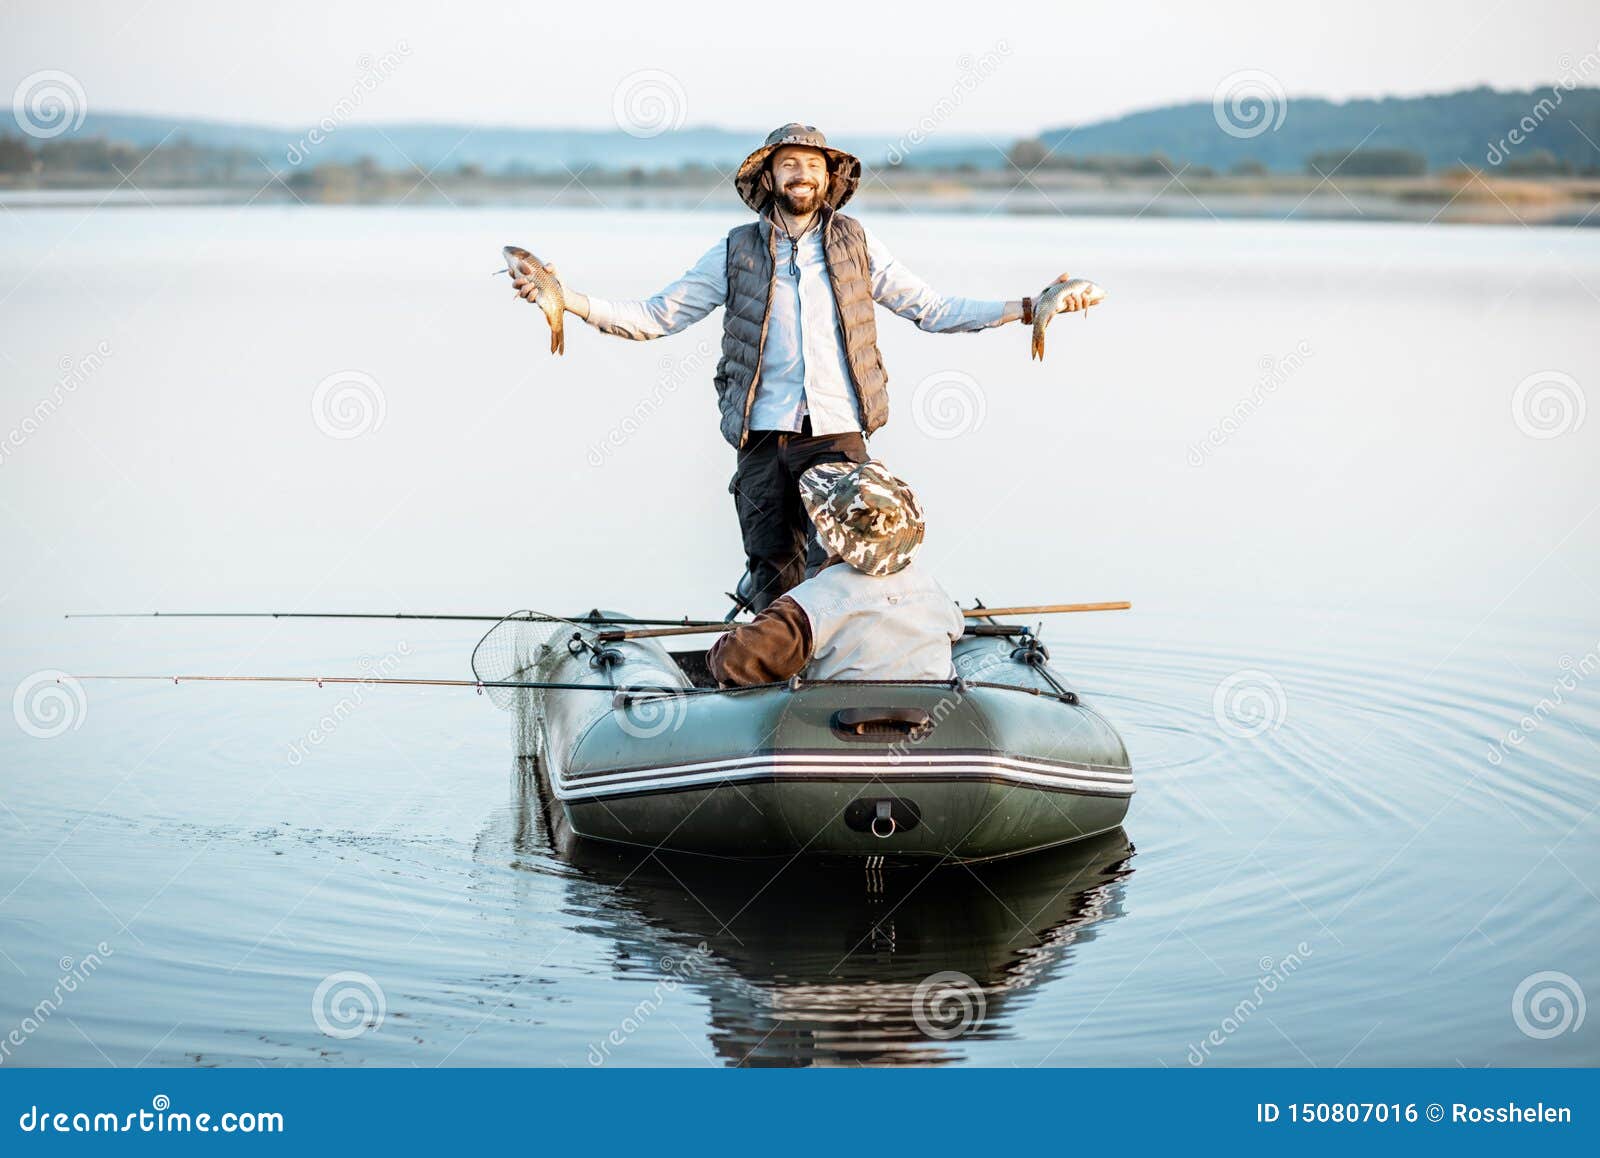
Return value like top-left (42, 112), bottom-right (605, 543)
top-left (504, 245), bottom-right (566, 355)
top-left (1032, 277), bottom-right (1107, 361)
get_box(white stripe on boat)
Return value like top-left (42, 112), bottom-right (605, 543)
top-left (565, 749), bottom-right (1131, 783)
top-left (551, 752), bottom-right (1135, 801)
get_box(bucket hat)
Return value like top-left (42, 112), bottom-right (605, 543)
top-left (797, 461), bottom-right (925, 577)
top-left (734, 122), bottom-right (862, 213)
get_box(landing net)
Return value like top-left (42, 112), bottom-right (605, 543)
top-left (469, 610), bottom-right (594, 711)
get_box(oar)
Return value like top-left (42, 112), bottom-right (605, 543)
top-left (596, 601), bottom-right (1131, 642)
top-left (963, 601), bottom-right (1130, 618)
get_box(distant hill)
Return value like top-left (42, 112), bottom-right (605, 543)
top-left (1034, 86), bottom-right (1600, 174)
top-left (40, 112), bottom-right (991, 174)
top-left (15, 86), bottom-right (1600, 177)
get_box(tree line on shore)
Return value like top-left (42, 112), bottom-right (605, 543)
top-left (3, 131), bottom-right (1591, 195)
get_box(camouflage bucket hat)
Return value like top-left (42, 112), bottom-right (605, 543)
top-left (798, 461), bottom-right (925, 577)
top-left (734, 123), bottom-right (862, 213)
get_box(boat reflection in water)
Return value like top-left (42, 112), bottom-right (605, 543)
top-left (503, 763), bottom-right (1136, 1066)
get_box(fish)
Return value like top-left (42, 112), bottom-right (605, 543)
top-left (1031, 277), bottom-right (1107, 361)
top-left (504, 245), bottom-right (566, 355)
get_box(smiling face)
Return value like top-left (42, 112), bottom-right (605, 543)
top-left (767, 145), bottom-right (830, 215)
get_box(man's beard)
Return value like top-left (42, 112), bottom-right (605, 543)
top-left (774, 178), bottom-right (824, 215)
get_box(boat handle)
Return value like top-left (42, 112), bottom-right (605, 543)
top-left (831, 707), bottom-right (933, 739)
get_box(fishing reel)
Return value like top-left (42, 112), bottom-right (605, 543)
top-left (724, 567), bottom-right (759, 621)
top-left (1010, 633), bottom-right (1051, 666)
top-left (566, 630), bottom-right (622, 671)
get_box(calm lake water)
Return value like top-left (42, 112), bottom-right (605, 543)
top-left (1, 205), bottom-right (1596, 1066)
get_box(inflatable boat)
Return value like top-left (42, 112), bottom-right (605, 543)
top-left (486, 611), bottom-right (1134, 863)
top-left (65, 602), bottom-right (1134, 864)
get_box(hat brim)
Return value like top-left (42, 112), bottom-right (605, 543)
top-left (735, 141), bottom-right (861, 213)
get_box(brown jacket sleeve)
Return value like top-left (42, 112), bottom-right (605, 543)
top-left (707, 595), bottom-right (812, 686)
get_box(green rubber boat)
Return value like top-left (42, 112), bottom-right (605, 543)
top-left (484, 611), bottom-right (1134, 864)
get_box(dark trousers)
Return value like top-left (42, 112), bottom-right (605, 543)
top-left (731, 421), bottom-right (869, 612)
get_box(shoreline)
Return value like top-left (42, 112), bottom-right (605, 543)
top-left (3, 171), bottom-right (1597, 227)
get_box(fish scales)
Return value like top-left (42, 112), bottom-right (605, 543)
top-left (1032, 278), bottom-right (1107, 361)
top-left (505, 245), bottom-right (566, 355)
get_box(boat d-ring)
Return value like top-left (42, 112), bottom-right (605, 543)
top-left (871, 800), bottom-right (897, 839)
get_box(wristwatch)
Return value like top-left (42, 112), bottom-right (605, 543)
top-left (1021, 296), bottom-right (1034, 325)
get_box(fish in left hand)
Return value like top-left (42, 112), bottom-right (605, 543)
top-left (505, 244), bottom-right (566, 355)
top-left (1032, 277), bottom-right (1107, 361)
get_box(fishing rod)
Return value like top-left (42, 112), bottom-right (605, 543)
top-left (62, 603), bottom-right (1132, 636)
top-left (63, 673), bottom-right (634, 693)
top-left (59, 603), bottom-right (1131, 693)
top-left (594, 601), bottom-right (1132, 642)
top-left (63, 611), bottom-right (727, 628)
top-left (56, 673), bottom-right (1085, 707)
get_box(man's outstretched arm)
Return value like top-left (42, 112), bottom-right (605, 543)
top-left (516, 238), bottom-right (728, 340)
top-left (865, 230), bottom-right (1092, 332)
top-left (866, 229), bottom-right (1020, 332)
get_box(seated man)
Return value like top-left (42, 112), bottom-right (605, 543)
top-left (708, 461), bottom-right (965, 685)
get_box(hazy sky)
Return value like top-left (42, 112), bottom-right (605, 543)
top-left (3, 0), bottom-right (1597, 134)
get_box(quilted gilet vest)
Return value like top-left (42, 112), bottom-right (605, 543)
top-left (714, 209), bottom-right (889, 448)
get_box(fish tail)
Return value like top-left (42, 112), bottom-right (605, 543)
top-left (552, 318), bottom-right (565, 356)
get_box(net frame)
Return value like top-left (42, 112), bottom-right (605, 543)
top-left (469, 610), bottom-right (598, 711)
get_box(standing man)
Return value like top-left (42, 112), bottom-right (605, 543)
top-left (513, 123), bottom-right (1096, 611)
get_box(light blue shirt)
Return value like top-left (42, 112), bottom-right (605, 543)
top-left (582, 215), bottom-right (1018, 435)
